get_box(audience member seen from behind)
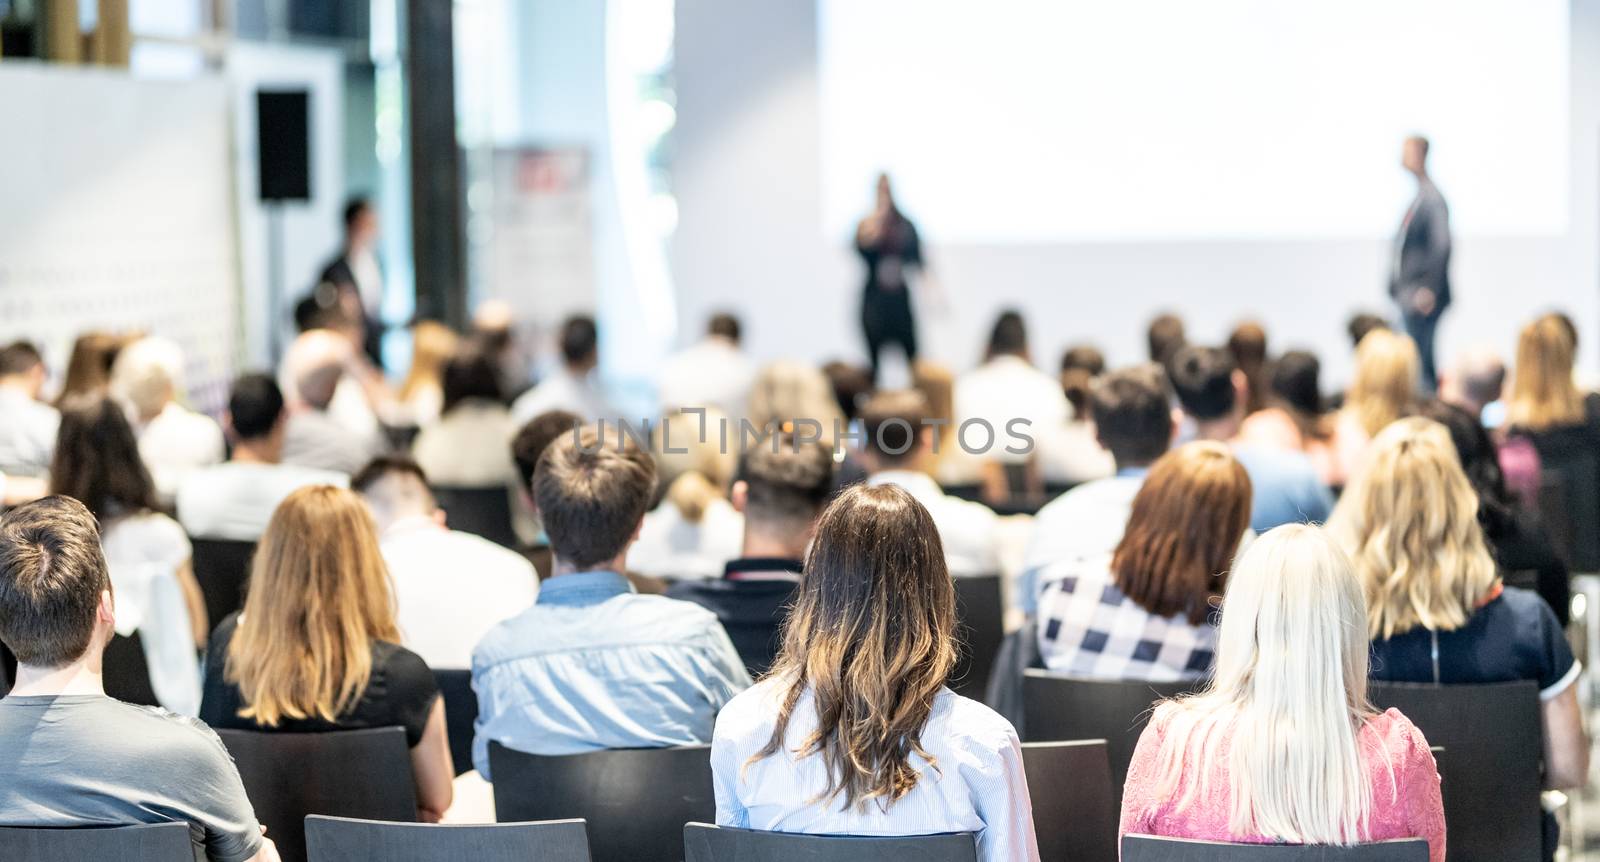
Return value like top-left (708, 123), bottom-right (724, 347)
top-left (109, 336), bottom-right (226, 505)
top-left (1227, 321), bottom-right (1270, 415)
top-left (1238, 349), bottom-right (1328, 460)
top-left (354, 457), bottom-right (538, 670)
top-left (198, 485), bottom-right (453, 820)
top-left (411, 342), bottom-right (518, 489)
top-left (1507, 313), bottom-right (1600, 439)
top-left (1168, 346), bottom-right (1332, 532)
top-left (859, 389), bottom-right (1001, 577)
top-left (627, 408), bottom-right (743, 581)
top-left (510, 409), bottom-right (583, 578)
top-left (659, 312), bottom-right (759, 420)
top-left (0, 497), bottom-right (279, 862)
top-left (712, 484), bottom-right (1040, 862)
top-left (394, 320), bottom-right (458, 427)
top-left (472, 426), bottom-right (750, 775)
top-left (1327, 329), bottom-right (1420, 487)
top-left (666, 434), bottom-right (836, 676)
top-left (510, 314), bottom-right (617, 424)
top-left (1020, 365), bottom-right (1175, 614)
top-left (278, 329), bottom-right (383, 475)
top-left (954, 310), bottom-right (1070, 469)
top-left (177, 374), bottom-right (347, 542)
top-left (54, 330), bottom-right (131, 407)
top-left (1328, 417), bottom-right (1588, 793)
top-left (912, 359), bottom-right (985, 486)
top-left (747, 360), bottom-right (864, 489)
top-left (1438, 345), bottom-right (1507, 428)
top-left (1120, 525), bottom-right (1444, 862)
top-left (1147, 312), bottom-right (1187, 370)
top-left (52, 396), bottom-right (206, 715)
top-left (1346, 313), bottom-right (1390, 351)
top-left (0, 340), bottom-right (60, 479)
top-left (1037, 441), bottom-right (1250, 682)
top-left (1033, 345), bottom-right (1115, 486)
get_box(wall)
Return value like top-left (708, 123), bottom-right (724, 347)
top-left (674, 0), bottom-right (1600, 386)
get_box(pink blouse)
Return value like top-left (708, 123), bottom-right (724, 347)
top-left (1119, 707), bottom-right (1445, 862)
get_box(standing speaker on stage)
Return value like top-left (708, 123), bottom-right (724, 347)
top-left (1389, 135), bottom-right (1451, 392)
top-left (856, 173), bottom-right (923, 383)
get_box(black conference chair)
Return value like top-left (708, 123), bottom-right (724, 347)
top-left (1021, 671), bottom-right (1197, 809)
top-left (683, 823), bottom-right (978, 862)
top-left (951, 575), bottom-right (1005, 702)
top-left (434, 669), bottom-right (478, 776)
top-left (433, 485), bottom-right (519, 549)
top-left (1368, 681), bottom-right (1542, 862)
top-left (190, 538), bottom-right (256, 629)
top-left (0, 823), bottom-right (201, 862)
top-left (217, 727), bottom-right (417, 862)
top-left (1122, 835), bottom-right (1429, 861)
top-left (490, 742), bottom-right (714, 862)
top-left (1524, 427), bottom-right (1600, 571)
top-left (1021, 740), bottom-right (1118, 862)
top-left (305, 816), bottom-right (591, 862)
top-left (102, 632), bottom-right (159, 707)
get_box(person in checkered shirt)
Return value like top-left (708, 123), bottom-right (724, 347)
top-left (1036, 440), bottom-right (1252, 682)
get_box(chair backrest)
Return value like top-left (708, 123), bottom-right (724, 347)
top-left (1020, 740), bottom-right (1117, 862)
top-left (1526, 429), bottom-right (1600, 570)
top-left (432, 485), bottom-right (518, 549)
top-left (216, 727), bottom-right (417, 862)
top-left (1122, 835), bottom-right (1429, 861)
top-left (490, 742), bottom-right (713, 862)
top-left (102, 632), bottom-right (159, 707)
top-left (433, 668), bottom-right (477, 776)
top-left (683, 823), bottom-right (978, 862)
top-left (304, 816), bottom-right (591, 862)
top-left (951, 575), bottom-right (1004, 702)
top-left (189, 538), bottom-right (257, 630)
top-left (0, 822), bottom-right (202, 862)
top-left (1368, 681), bottom-right (1542, 862)
top-left (1021, 671), bottom-right (1196, 808)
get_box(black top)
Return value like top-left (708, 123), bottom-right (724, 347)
top-left (1369, 586), bottom-right (1577, 698)
top-left (200, 614), bottom-right (439, 747)
top-left (856, 215), bottom-right (921, 295)
top-left (1490, 507), bottom-right (1570, 626)
top-left (665, 558), bottom-right (802, 677)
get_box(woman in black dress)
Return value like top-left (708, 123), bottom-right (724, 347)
top-left (857, 173), bottom-right (922, 382)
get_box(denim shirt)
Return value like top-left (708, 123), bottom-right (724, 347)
top-left (471, 570), bottom-right (752, 777)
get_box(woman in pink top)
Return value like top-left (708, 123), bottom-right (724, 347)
top-left (1119, 525), bottom-right (1445, 862)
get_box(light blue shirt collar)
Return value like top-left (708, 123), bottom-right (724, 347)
top-left (1115, 466), bottom-right (1151, 479)
top-left (536, 570), bottom-right (634, 607)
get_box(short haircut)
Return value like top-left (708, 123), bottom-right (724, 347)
top-left (513, 410), bottom-right (583, 490)
top-left (707, 313), bottom-right (741, 343)
top-left (822, 361), bottom-right (874, 421)
top-left (534, 426), bottom-right (657, 569)
top-left (1089, 365), bottom-right (1173, 468)
top-left (986, 310), bottom-right (1028, 359)
top-left (0, 341), bottom-right (43, 378)
top-left (859, 389), bottom-right (930, 467)
top-left (229, 373), bottom-right (286, 441)
top-left (1169, 346), bottom-right (1238, 422)
top-left (441, 345), bottom-right (505, 414)
top-left (1226, 322), bottom-right (1267, 371)
top-left (1060, 345), bottom-right (1105, 376)
top-left (1270, 350), bottom-right (1323, 416)
top-left (739, 434), bottom-right (836, 528)
top-left (0, 496), bottom-right (111, 667)
top-left (1346, 313), bottom-right (1390, 349)
top-left (1147, 313), bottom-right (1187, 367)
top-left (559, 315), bottom-right (599, 365)
top-left (343, 196), bottom-right (372, 230)
top-left (351, 455), bottom-right (435, 526)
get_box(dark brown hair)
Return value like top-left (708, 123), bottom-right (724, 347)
top-left (50, 395), bottom-right (160, 519)
top-left (859, 389), bottom-right (929, 467)
top-left (1089, 365), bottom-right (1173, 469)
top-left (1111, 441), bottom-right (1252, 624)
top-left (55, 332), bottom-right (130, 407)
top-left (441, 344), bottom-right (505, 414)
top-left (513, 410), bottom-right (583, 490)
top-left (534, 425), bottom-right (657, 569)
top-left (739, 434), bottom-right (836, 527)
top-left (1147, 313), bottom-right (1187, 367)
top-left (754, 484), bottom-right (958, 809)
top-left (0, 496), bottom-right (111, 667)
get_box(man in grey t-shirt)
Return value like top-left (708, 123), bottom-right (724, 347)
top-left (0, 496), bottom-right (277, 862)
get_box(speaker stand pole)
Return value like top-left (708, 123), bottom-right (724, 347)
top-left (266, 203), bottom-right (285, 363)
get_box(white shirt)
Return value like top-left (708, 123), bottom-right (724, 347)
top-left (177, 461), bottom-right (349, 541)
top-left (866, 470), bottom-right (1001, 577)
top-left (282, 408), bottom-right (381, 476)
top-left (510, 367), bottom-right (618, 426)
top-left (658, 337), bottom-right (757, 421)
top-left (100, 512), bottom-right (201, 716)
top-left (954, 356), bottom-right (1070, 465)
top-left (134, 403), bottom-right (226, 507)
top-left (1018, 471), bottom-right (1147, 614)
top-left (351, 247), bottom-right (384, 315)
top-left (412, 400), bottom-right (519, 488)
top-left (380, 516), bottom-right (539, 669)
top-left (0, 387), bottom-right (59, 478)
top-left (713, 679), bottom-right (1040, 862)
top-left (1032, 420), bottom-right (1115, 485)
top-left (627, 498), bottom-right (746, 580)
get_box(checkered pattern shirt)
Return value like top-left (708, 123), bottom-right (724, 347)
top-left (1035, 555), bottom-right (1217, 682)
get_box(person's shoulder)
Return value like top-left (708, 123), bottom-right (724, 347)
top-left (715, 677), bottom-right (786, 739)
top-left (930, 689), bottom-right (1020, 756)
top-left (629, 592), bottom-right (724, 632)
top-left (373, 639), bottom-right (434, 683)
top-left (102, 699), bottom-right (239, 765)
top-left (1488, 584), bottom-right (1558, 630)
top-left (440, 529), bottom-right (537, 571)
top-left (1364, 708), bottom-right (1434, 762)
top-left (108, 510), bottom-right (189, 551)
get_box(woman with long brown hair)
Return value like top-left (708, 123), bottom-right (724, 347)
top-left (711, 484), bottom-right (1039, 862)
top-left (198, 485), bottom-right (453, 821)
top-left (1035, 441), bottom-right (1251, 681)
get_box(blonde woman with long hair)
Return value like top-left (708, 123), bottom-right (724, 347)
top-left (712, 484), bottom-right (1040, 862)
top-left (1507, 313), bottom-right (1594, 433)
top-left (1328, 417), bottom-right (1590, 791)
top-left (397, 320), bottom-right (458, 426)
top-left (626, 407), bottom-right (745, 580)
top-left (1120, 525), bottom-right (1444, 860)
top-left (198, 485), bottom-right (454, 822)
top-left (1327, 329), bottom-right (1420, 486)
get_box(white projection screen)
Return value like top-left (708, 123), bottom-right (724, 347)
top-left (819, 0), bottom-right (1569, 242)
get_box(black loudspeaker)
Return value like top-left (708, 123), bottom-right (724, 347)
top-left (256, 90), bottom-right (311, 202)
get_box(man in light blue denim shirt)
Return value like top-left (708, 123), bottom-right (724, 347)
top-left (472, 425), bottom-right (751, 778)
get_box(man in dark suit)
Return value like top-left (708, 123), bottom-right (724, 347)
top-left (1389, 135), bottom-right (1451, 392)
top-left (319, 196), bottom-right (385, 368)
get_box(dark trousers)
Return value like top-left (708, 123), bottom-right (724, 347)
top-left (1401, 311), bottom-right (1441, 394)
top-left (862, 289), bottom-right (917, 382)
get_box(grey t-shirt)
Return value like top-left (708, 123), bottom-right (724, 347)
top-left (0, 694), bottom-right (263, 862)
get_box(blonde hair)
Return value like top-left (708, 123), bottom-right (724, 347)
top-left (400, 320), bottom-right (459, 403)
top-left (1507, 315), bottom-right (1584, 431)
top-left (110, 336), bottom-right (186, 421)
top-left (224, 485), bottom-right (401, 726)
top-left (1146, 525), bottom-right (1382, 844)
top-left (653, 407), bottom-right (736, 523)
top-left (1327, 417), bottom-right (1497, 639)
top-left (747, 362), bottom-right (846, 448)
top-left (1344, 330), bottom-right (1420, 437)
